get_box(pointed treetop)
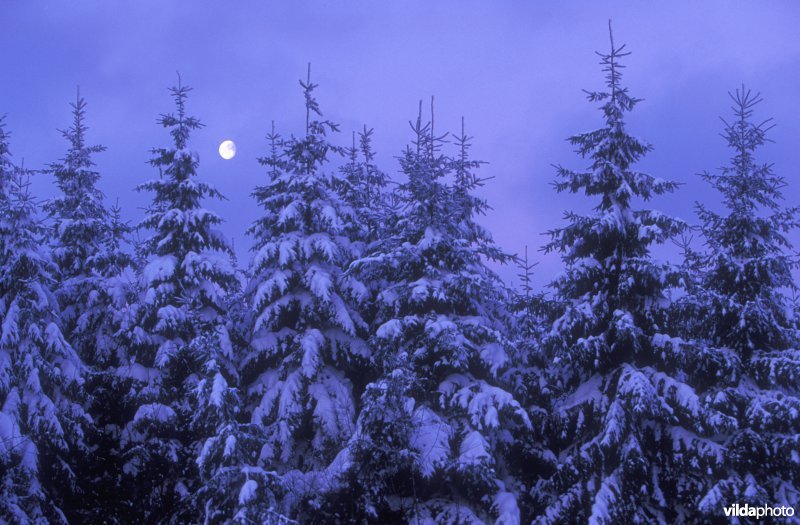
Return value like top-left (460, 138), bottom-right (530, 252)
top-left (0, 116), bottom-right (10, 204)
top-left (174, 72), bottom-right (187, 121)
top-left (411, 99), bottom-right (424, 155)
top-left (67, 86), bottom-right (88, 151)
top-left (583, 20), bottom-right (639, 124)
top-left (601, 20), bottom-right (629, 99)
top-left (10, 166), bottom-right (35, 209)
top-left (257, 119), bottom-right (285, 179)
top-left (515, 245), bottom-right (538, 298)
top-left (285, 65), bottom-right (342, 175)
top-left (267, 120), bottom-right (279, 158)
top-left (606, 21), bottom-right (617, 94)
top-left (723, 84), bottom-right (774, 157)
top-left (0, 115), bottom-right (12, 160)
top-left (55, 87), bottom-right (106, 169)
top-left (408, 97), bottom-right (447, 159)
top-left (348, 130), bottom-right (358, 168)
top-left (159, 72), bottom-right (203, 149)
top-left (359, 125), bottom-right (376, 163)
top-left (452, 117), bottom-right (491, 198)
top-left (700, 84), bottom-right (793, 220)
top-left (430, 95), bottom-right (435, 150)
top-left (454, 116), bottom-right (472, 170)
top-left (301, 62), bottom-right (321, 134)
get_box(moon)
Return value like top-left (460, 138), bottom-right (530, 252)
top-left (218, 140), bottom-right (236, 160)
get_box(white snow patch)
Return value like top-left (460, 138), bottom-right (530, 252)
top-left (458, 430), bottom-right (490, 466)
top-left (142, 255), bottom-right (177, 285)
top-left (376, 319), bottom-right (403, 340)
top-left (238, 479), bottom-right (258, 505)
top-left (410, 406), bottom-right (451, 477)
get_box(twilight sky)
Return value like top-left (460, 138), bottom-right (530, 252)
top-left (3, 1), bottom-right (800, 289)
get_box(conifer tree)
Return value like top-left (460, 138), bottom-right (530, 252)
top-left (97, 200), bottom-right (135, 281)
top-left (242, 66), bottom-right (371, 519)
top-left (505, 247), bottom-right (557, 519)
top-left (191, 315), bottom-right (290, 524)
top-left (0, 164), bottom-right (89, 523)
top-left (335, 103), bottom-right (530, 523)
top-left (44, 91), bottom-right (111, 347)
top-left (337, 126), bottom-right (391, 246)
top-left (118, 78), bottom-right (239, 522)
top-left (43, 91), bottom-right (136, 522)
top-left (0, 118), bottom-right (14, 303)
top-left (509, 247), bottom-right (549, 343)
top-left (691, 87), bottom-right (800, 517)
top-left (666, 231), bottom-right (707, 342)
top-left (190, 240), bottom-right (291, 525)
top-left (537, 25), bottom-right (736, 523)
top-left (513, 247), bottom-right (536, 315)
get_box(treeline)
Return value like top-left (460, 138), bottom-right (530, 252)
top-left (1, 29), bottom-right (798, 525)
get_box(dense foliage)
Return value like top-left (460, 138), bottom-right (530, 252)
top-left (1, 30), bottom-right (798, 525)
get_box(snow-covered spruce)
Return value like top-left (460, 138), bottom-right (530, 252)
top-left (189, 248), bottom-right (292, 524)
top-left (242, 68), bottom-right (370, 520)
top-left (685, 88), bottom-right (800, 517)
top-left (337, 125), bottom-right (392, 247)
top-left (191, 314), bottom-right (292, 525)
top-left (0, 117), bottom-right (13, 318)
top-left (44, 91), bottom-right (117, 359)
top-left (536, 27), bottom-right (737, 524)
top-left (42, 93), bottom-right (138, 521)
top-left (116, 79), bottom-right (242, 523)
top-left (322, 102), bottom-right (530, 523)
top-left (505, 246), bottom-right (559, 518)
top-left (0, 161), bottom-right (89, 523)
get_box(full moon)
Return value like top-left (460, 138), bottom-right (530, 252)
top-left (218, 140), bottom-right (236, 160)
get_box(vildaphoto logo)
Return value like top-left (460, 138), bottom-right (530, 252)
top-left (723, 503), bottom-right (795, 519)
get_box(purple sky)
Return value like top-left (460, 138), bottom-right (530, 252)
top-left (3, 2), bottom-right (800, 289)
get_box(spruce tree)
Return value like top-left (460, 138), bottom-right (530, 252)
top-left (691, 87), bottom-right (800, 517)
top-left (337, 126), bottom-right (391, 246)
top-left (0, 117), bottom-right (11, 238)
top-left (509, 247), bottom-right (552, 345)
top-left (190, 239), bottom-right (291, 525)
top-left (43, 90), bottom-right (136, 523)
top-left (537, 26), bottom-right (736, 523)
top-left (242, 66), bottom-right (371, 520)
top-left (506, 246), bottom-right (558, 519)
top-left (0, 165), bottom-right (89, 523)
top-left (335, 104), bottom-right (530, 523)
top-left (118, 78), bottom-right (239, 522)
top-left (44, 90), bottom-right (111, 350)
top-left (191, 313), bottom-right (289, 524)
